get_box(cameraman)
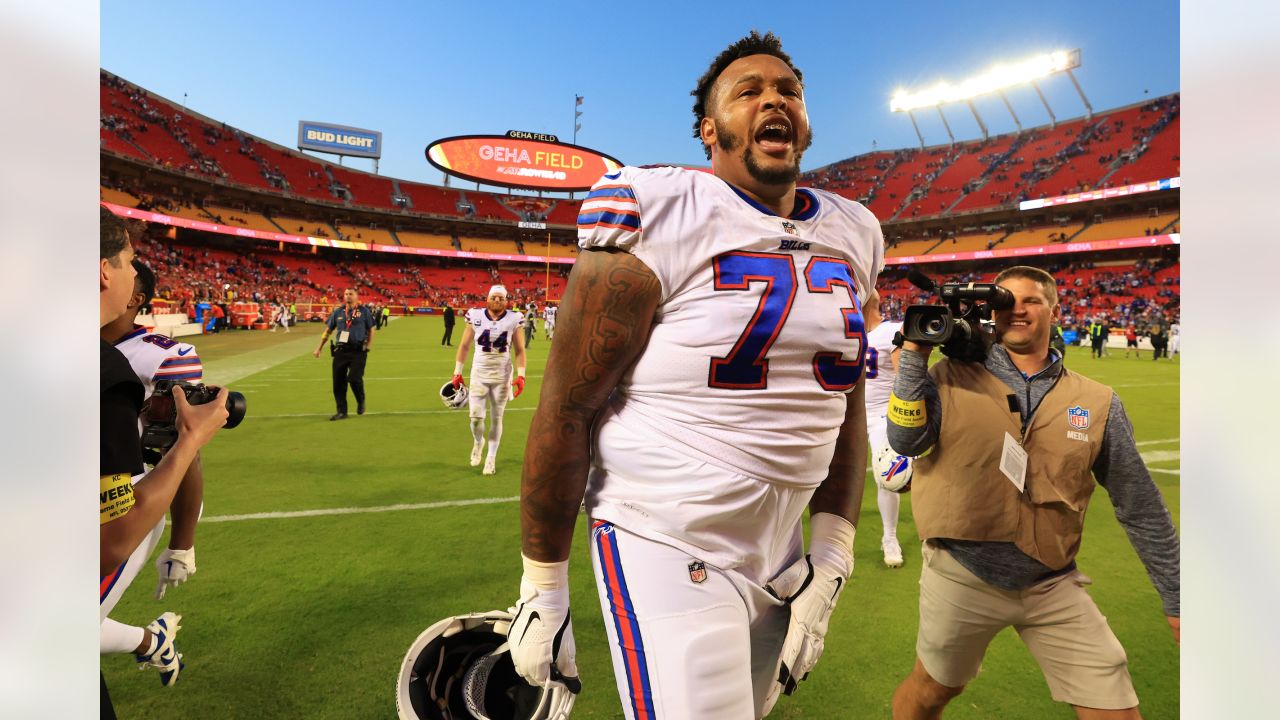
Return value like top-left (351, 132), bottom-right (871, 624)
top-left (100, 259), bottom-right (208, 684)
top-left (101, 210), bottom-right (228, 711)
top-left (887, 266), bottom-right (1179, 719)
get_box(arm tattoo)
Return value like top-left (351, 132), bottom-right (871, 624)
top-left (521, 249), bottom-right (661, 561)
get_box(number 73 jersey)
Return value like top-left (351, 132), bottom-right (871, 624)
top-left (578, 166), bottom-right (884, 486)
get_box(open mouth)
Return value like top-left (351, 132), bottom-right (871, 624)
top-left (754, 118), bottom-right (793, 154)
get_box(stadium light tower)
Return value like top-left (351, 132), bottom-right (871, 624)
top-left (890, 49), bottom-right (1089, 148)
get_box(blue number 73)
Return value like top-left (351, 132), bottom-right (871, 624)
top-left (709, 251), bottom-right (865, 391)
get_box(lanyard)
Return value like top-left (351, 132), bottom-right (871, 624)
top-left (341, 306), bottom-right (358, 330)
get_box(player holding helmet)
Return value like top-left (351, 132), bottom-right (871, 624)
top-left (862, 290), bottom-right (913, 568)
top-left (505, 31), bottom-right (882, 719)
top-left (451, 285), bottom-right (527, 475)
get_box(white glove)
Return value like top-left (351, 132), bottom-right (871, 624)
top-left (507, 556), bottom-right (582, 694)
top-left (765, 513), bottom-right (854, 698)
top-left (154, 546), bottom-right (197, 600)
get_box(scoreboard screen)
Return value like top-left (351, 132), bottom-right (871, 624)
top-left (426, 134), bottom-right (622, 191)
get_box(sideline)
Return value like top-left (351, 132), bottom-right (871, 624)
top-left (203, 496), bottom-right (520, 523)
top-left (200, 437), bottom-right (1181, 524)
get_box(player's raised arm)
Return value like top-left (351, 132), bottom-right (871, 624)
top-left (520, 248), bottom-right (660, 562)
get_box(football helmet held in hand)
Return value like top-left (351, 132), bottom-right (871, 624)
top-left (396, 611), bottom-right (576, 720)
top-left (507, 579), bottom-right (581, 693)
top-left (440, 381), bottom-right (469, 410)
top-left (872, 443), bottom-right (914, 493)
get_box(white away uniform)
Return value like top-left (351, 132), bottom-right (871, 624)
top-left (1168, 322), bottom-right (1180, 355)
top-left (577, 166), bottom-right (883, 719)
top-left (101, 327), bottom-right (202, 629)
top-left (863, 321), bottom-right (902, 447)
top-left (863, 321), bottom-right (910, 547)
top-left (544, 304), bottom-right (557, 338)
top-left (464, 307), bottom-right (523, 418)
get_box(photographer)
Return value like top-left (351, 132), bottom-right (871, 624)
top-left (101, 210), bottom-right (229, 710)
top-left (887, 266), bottom-right (1179, 719)
top-left (100, 259), bottom-right (208, 684)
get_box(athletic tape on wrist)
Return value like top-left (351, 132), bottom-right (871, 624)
top-left (521, 553), bottom-right (569, 590)
top-left (809, 512), bottom-right (856, 577)
top-left (454, 361), bottom-right (465, 375)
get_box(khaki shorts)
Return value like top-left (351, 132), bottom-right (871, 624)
top-left (916, 541), bottom-right (1139, 710)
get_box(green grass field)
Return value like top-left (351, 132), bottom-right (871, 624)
top-left (103, 319), bottom-right (1179, 718)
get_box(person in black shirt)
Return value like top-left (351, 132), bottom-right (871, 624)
top-left (100, 209), bottom-right (229, 709)
top-left (312, 287), bottom-right (377, 420)
top-left (441, 304), bottom-right (456, 346)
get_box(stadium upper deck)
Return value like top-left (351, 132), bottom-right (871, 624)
top-left (101, 70), bottom-right (1178, 231)
top-left (802, 94), bottom-right (1179, 221)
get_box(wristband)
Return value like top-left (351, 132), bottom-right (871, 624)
top-left (454, 361), bottom-right (465, 375)
top-left (809, 512), bottom-right (856, 577)
top-left (521, 553), bottom-right (569, 590)
top-left (517, 368), bottom-right (526, 379)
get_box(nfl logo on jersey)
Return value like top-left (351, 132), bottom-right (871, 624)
top-left (1067, 406), bottom-right (1090, 430)
top-left (687, 561), bottom-right (707, 584)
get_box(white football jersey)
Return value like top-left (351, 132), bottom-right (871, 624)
top-left (465, 308), bottom-right (523, 381)
top-left (115, 325), bottom-right (204, 398)
top-left (545, 306), bottom-right (557, 325)
top-left (114, 325), bottom-right (203, 484)
top-left (579, 166), bottom-right (884, 486)
top-left (863, 320), bottom-right (902, 445)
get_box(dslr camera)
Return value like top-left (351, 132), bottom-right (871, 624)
top-left (896, 270), bottom-right (1013, 362)
top-left (141, 379), bottom-right (247, 450)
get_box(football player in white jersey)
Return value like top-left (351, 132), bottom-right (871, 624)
top-left (543, 303), bottom-right (557, 340)
top-left (504, 32), bottom-right (883, 719)
top-left (451, 285), bottom-right (528, 475)
top-left (1168, 319), bottom-right (1180, 359)
top-left (99, 260), bottom-right (206, 686)
top-left (862, 291), bottom-right (911, 568)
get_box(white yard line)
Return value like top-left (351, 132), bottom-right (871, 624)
top-left (1136, 437), bottom-right (1178, 446)
top-left (202, 496), bottom-right (520, 523)
top-left (1149, 468), bottom-right (1181, 476)
top-left (235, 373), bottom-right (546, 384)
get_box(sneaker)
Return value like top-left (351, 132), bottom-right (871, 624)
top-left (483, 456), bottom-right (497, 475)
top-left (470, 442), bottom-right (484, 467)
top-left (882, 537), bottom-right (904, 568)
top-left (136, 612), bottom-right (184, 687)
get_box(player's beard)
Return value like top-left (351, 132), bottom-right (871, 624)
top-left (716, 119), bottom-right (812, 186)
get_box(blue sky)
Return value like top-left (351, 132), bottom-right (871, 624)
top-left (101, 1), bottom-right (1178, 188)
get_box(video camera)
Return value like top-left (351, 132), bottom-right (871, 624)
top-left (895, 270), bottom-right (1013, 362)
top-left (141, 379), bottom-right (247, 450)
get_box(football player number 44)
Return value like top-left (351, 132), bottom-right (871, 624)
top-left (477, 329), bottom-right (508, 354)
top-left (709, 251), bottom-right (865, 391)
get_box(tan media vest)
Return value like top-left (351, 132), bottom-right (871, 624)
top-left (912, 358), bottom-right (1113, 570)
